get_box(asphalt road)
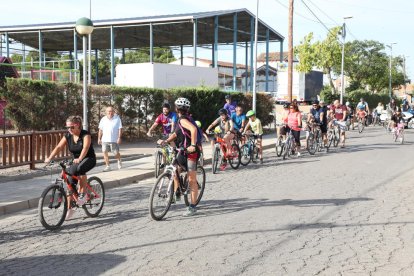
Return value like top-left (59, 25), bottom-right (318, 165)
top-left (1, 126), bottom-right (414, 275)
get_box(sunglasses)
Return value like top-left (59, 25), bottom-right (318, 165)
top-left (65, 126), bottom-right (75, 130)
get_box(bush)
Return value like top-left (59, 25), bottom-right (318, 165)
top-left (346, 90), bottom-right (394, 108)
top-left (2, 79), bottom-right (274, 138)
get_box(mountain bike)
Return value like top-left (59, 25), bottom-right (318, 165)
top-left (210, 133), bottom-right (241, 174)
top-left (149, 148), bottom-right (206, 221)
top-left (281, 128), bottom-right (297, 160)
top-left (306, 121), bottom-right (322, 155)
top-left (357, 116), bottom-right (365, 133)
top-left (38, 160), bottom-right (105, 231)
top-left (240, 133), bottom-right (260, 166)
top-left (326, 121), bottom-right (341, 151)
top-left (154, 142), bottom-right (175, 178)
top-left (275, 124), bottom-right (285, 157)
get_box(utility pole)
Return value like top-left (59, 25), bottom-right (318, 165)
top-left (340, 16), bottom-right (353, 105)
top-left (287, 0), bottom-right (294, 103)
top-left (387, 42), bottom-right (397, 100)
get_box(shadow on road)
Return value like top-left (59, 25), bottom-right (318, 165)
top-left (0, 253), bottom-right (126, 274)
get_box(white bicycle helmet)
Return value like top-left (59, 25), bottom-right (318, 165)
top-left (175, 97), bottom-right (191, 110)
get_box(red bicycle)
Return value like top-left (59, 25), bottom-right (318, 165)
top-left (38, 160), bottom-right (105, 230)
top-left (210, 133), bottom-right (241, 174)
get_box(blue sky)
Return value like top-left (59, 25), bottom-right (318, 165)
top-left (1, 0), bottom-right (413, 79)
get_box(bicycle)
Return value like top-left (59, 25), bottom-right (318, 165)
top-left (240, 133), bottom-right (260, 166)
top-left (154, 142), bottom-right (174, 178)
top-left (210, 132), bottom-right (241, 174)
top-left (306, 121), bottom-right (323, 155)
top-left (326, 120), bottom-right (341, 150)
top-left (275, 124), bottom-right (285, 157)
top-left (149, 148), bottom-right (206, 221)
top-left (281, 128), bottom-right (297, 160)
top-left (38, 160), bottom-right (105, 231)
top-left (392, 123), bottom-right (404, 144)
top-left (357, 116), bottom-right (365, 133)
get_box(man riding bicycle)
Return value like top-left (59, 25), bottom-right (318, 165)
top-left (307, 100), bottom-right (328, 147)
top-left (147, 102), bottom-right (178, 137)
top-left (356, 98), bottom-right (369, 126)
top-left (328, 100), bottom-right (348, 148)
top-left (231, 105), bottom-right (247, 142)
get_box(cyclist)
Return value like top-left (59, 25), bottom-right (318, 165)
top-left (328, 100), bottom-right (348, 148)
top-left (224, 95), bottom-right (237, 116)
top-left (231, 104), bottom-right (247, 141)
top-left (243, 110), bottom-right (264, 163)
top-left (158, 97), bottom-right (200, 216)
top-left (307, 100), bottom-right (327, 146)
top-left (277, 102), bottom-right (290, 139)
top-left (44, 115), bottom-right (96, 220)
top-left (345, 101), bottom-right (355, 130)
top-left (206, 108), bottom-right (235, 170)
top-left (356, 98), bottom-right (369, 126)
top-left (390, 107), bottom-right (404, 130)
top-left (147, 102), bottom-right (177, 137)
top-left (387, 99), bottom-right (398, 130)
top-left (287, 104), bottom-right (302, 156)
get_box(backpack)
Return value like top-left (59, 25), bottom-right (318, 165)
top-left (177, 116), bottom-right (203, 148)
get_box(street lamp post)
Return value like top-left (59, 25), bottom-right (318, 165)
top-left (340, 16), bottom-right (352, 105)
top-left (252, 0), bottom-right (259, 112)
top-left (75, 17), bottom-right (94, 131)
top-left (387, 42), bottom-right (397, 100)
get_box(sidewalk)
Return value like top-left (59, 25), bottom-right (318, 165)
top-left (0, 133), bottom-right (283, 216)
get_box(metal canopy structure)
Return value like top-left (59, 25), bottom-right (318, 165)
top-left (0, 9), bottom-right (284, 90)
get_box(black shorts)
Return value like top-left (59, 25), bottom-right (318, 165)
top-left (320, 124), bottom-right (327, 134)
top-left (291, 130), bottom-right (301, 146)
top-left (68, 157), bottom-right (96, 184)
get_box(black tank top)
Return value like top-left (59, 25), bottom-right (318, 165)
top-left (65, 130), bottom-right (96, 159)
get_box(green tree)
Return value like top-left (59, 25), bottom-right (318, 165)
top-left (124, 47), bottom-right (176, 64)
top-left (295, 27), bottom-right (342, 94)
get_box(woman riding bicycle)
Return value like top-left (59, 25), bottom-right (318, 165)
top-left (287, 104), bottom-right (302, 156)
top-left (45, 115), bottom-right (96, 220)
top-left (158, 97), bottom-right (200, 216)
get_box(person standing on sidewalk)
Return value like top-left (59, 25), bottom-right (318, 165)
top-left (98, 106), bottom-right (123, 172)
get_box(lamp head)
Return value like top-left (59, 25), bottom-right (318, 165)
top-left (75, 17), bottom-right (94, 36)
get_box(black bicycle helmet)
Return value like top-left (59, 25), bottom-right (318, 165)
top-left (162, 102), bottom-right (171, 109)
top-left (283, 102), bottom-right (290, 109)
top-left (218, 108), bottom-right (228, 116)
top-left (312, 100), bottom-right (319, 105)
top-left (225, 95), bottom-right (231, 100)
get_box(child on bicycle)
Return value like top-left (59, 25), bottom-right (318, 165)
top-left (243, 110), bottom-right (264, 163)
top-left (391, 107), bottom-right (404, 131)
top-left (45, 116), bottom-right (96, 220)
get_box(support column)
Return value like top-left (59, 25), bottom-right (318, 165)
top-left (95, 49), bottom-right (99, 84)
top-left (88, 34), bottom-right (92, 85)
top-left (245, 41), bottom-right (248, 92)
top-left (149, 23), bottom-right (154, 63)
top-left (232, 13), bottom-right (238, 91)
top-left (213, 16), bottom-right (218, 68)
top-left (280, 40), bottom-right (283, 63)
top-left (74, 30), bottom-right (78, 82)
top-left (180, 45), bottom-right (183, 65)
top-left (122, 48), bottom-right (125, 64)
top-left (250, 17), bottom-right (254, 92)
top-left (265, 29), bottom-right (270, 92)
top-left (193, 19), bottom-right (197, 66)
top-left (38, 31), bottom-right (43, 67)
top-left (5, 32), bottom-right (9, 58)
top-left (110, 25), bottom-right (115, 85)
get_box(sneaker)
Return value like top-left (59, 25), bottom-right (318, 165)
top-left (65, 209), bottom-right (75, 220)
top-left (103, 166), bottom-right (111, 172)
top-left (77, 193), bottom-right (86, 206)
top-left (259, 158), bottom-right (263, 164)
top-left (118, 160), bottom-right (122, 170)
top-left (297, 152), bottom-right (301, 157)
top-left (220, 163), bottom-right (228, 171)
top-left (183, 206), bottom-right (197, 217)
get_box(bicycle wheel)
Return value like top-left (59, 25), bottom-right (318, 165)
top-left (38, 184), bottom-right (67, 231)
top-left (358, 120), bottom-right (364, 133)
top-left (282, 138), bottom-right (291, 160)
top-left (149, 171), bottom-right (174, 221)
top-left (228, 143), bottom-right (241, 169)
top-left (154, 150), bottom-right (164, 178)
top-left (326, 130), bottom-right (333, 151)
top-left (82, 176), bottom-right (105, 218)
top-left (315, 130), bottom-right (322, 152)
top-left (198, 152), bottom-right (204, 167)
top-left (212, 147), bottom-right (220, 174)
top-left (251, 146), bottom-right (260, 163)
top-left (306, 132), bottom-right (317, 155)
top-left (275, 136), bottom-right (284, 157)
top-left (184, 166), bottom-right (206, 207)
top-left (240, 144), bottom-right (252, 166)
top-left (399, 132), bottom-right (404, 144)
top-left (333, 127), bottom-right (340, 147)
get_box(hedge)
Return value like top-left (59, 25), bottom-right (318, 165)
top-left (1, 79), bottom-right (274, 139)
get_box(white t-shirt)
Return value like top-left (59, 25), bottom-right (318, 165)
top-left (99, 114), bottom-right (122, 143)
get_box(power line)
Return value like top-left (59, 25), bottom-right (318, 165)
top-left (300, 0), bottom-right (332, 33)
top-left (316, 0), bottom-right (414, 14)
top-left (272, 0), bottom-right (331, 24)
top-left (307, 0), bottom-right (340, 26)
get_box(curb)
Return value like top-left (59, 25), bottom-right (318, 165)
top-left (0, 142), bottom-right (279, 217)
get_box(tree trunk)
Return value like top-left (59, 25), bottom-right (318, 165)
top-left (326, 70), bottom-right (336, 95)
